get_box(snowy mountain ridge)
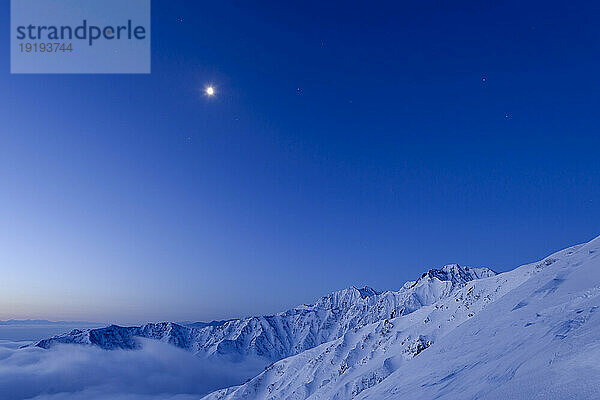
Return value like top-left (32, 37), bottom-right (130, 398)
top-left (31, 264), bottom-right (494, 369)
top-left (202, 239), bottom-right (600, 400)
top-left (27, 237), bottom-right (600, 399)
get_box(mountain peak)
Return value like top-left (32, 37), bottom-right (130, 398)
top-left (313, 285), bottom-right (380, 310)
top-left (419, 264), bottom-right (496, 285)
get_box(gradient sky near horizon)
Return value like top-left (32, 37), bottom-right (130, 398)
top-left (1, 1), bottom-right (599, 324)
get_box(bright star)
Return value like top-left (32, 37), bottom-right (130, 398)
top-left (205, 86), bottom-right (215, 96)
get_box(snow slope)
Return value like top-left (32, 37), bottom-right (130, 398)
top-left (358, 236), bottom-right (600, 400)
top-left (203, 237), bottom-right (600, 400)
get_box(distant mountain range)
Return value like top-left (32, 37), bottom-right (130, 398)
top-left (29, 236), bottom-right (600, 399)
top-left (0, 320), bottom-right (99, 326)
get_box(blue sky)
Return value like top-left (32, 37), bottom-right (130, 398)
top-left (1, 1), bottom-right (599, 324)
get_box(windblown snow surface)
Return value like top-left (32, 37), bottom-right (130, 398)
top-left (24, 236), bottom-right (600, 400)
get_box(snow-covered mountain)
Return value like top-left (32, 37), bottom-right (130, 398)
top-left (32, 264), bottom-right (494, 369)
top-left (30, 236), bottom-right (600, 399)
top-left (203, 237), bottom-right (600, 400)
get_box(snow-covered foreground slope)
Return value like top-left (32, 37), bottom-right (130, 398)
top-left (32, 264), bottom-right (492, 375)
top-left (203, 237), bottom-right (600, 400)
top-left (358, 237), bottom-right (600, 400)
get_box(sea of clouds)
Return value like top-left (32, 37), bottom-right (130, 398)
top-left (0, 339), bottom-right (251, 400)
